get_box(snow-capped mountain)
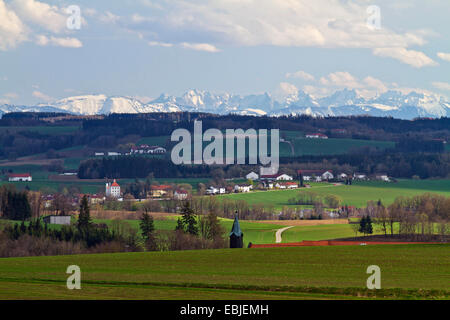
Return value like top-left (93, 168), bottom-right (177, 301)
top-left (1, 89), bottom-right (449, 119)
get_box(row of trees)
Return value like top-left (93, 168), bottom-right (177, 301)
top-left (361, 194), bottom-right (449, 238)
top-left (288, 191), bottom-right (342, 209)
top-left (141, 201), bottom-right (227, 251)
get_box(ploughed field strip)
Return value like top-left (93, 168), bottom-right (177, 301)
top-left (0, 245), bottom-right (448, 299)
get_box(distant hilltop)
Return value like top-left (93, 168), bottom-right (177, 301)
top-left (1, 88), bottom-right (449, 120)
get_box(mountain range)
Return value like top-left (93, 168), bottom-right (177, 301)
top-left (1, 89), bottom-right (449, 119)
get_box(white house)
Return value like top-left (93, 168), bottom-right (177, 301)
top-left (106, 179), bottom-right (121, 198)
top-left (354, 173), bottom-right (367, 180)
top-left (276, 182), bottom-right (298, 189)
top-left (206, 186), bottom-right (219, 195)
top-left (298, 170), bottom-right (333, 182)
top-left (174, 190), bottom-right (188, 200)
top-left (375, 174), bottom-right (390, 182)
top-left (260, 173), bottom-right (293, 181)
top-left (338, 173), bottom-right (348, 180)
top-left (234, 184), bottom-right (252, 193)
top-left (130, 145), bottom-right (166, 155)
top-left (322, 170), bottom-right (334, 180)
top-left (8, 173), bottom-right (32, 182)
top-left (206, 186), bottom-right (226, 195)
top-left (148, 146), bottom-right (166, 154)
top-left (305, 133), bottom-right (328, 139)
top-left (43, 215), bottom-right (71, 225)
top-left (245, 171), bottom-right (259, 180)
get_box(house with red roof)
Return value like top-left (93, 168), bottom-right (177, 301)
top-left (105, 179), bottom-right (121, 198)
top-left (276, 181), bottom-right (299, 189)
top-left (149, 185), bottom-right (173, 198)
top-left (8, 173), bottom-right (32, 182)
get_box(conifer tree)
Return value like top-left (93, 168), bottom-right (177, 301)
top-left (77, 195), bottom-right (91, 231)
top-left (181, 201), bottom-right (198, 236)
top-left (139, 211), bottom-right (155, 241)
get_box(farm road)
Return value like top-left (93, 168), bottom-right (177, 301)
top-left (275, 226), bottom-right (294, 243)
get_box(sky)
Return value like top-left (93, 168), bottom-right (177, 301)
top-left (1, 0), bottom-right (450, 105)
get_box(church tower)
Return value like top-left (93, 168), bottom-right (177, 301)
top-left (229, 214), bottom-right (243, 248)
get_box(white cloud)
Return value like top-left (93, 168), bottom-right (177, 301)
top-left (32, 90), bottom-right (53, 102)
top-left (0, 0), bottom-right (82, 50)
top-left (373, 47), bottom-right (437, 68)
top-left (432, 82), bottom-right (450, 91)
top-left (0, 0), bottom-right (28, 50)
top-left (125, 1), bottom-right (428, 51)
top-left (304, 71), bottom-right (392, 98)
top-left (4, 92), bottom-right (19, 99)
top-left (320, 71), bottom-right (359, 88)
top-left (181, 42), bottom-right (220, 52)
top-left (437, 52), bottom-right (450, 62)
top-left (273, 82), bottom-right (298, 101)
top-left (10, 0), bottom-right (67, 33)
top-left (48, 36), bottom-right (82, 48)
top-left (35, 35), bottom-right (82, 48)
top-left (99, 11), bottom-right (120, 24)
top-left (286, 70), bottom-right (315, 81)
top-left (148, 41), bottom-right (173, 47)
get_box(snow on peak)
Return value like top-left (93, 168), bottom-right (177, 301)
top-left (2, 89), bottom-right (449, 119)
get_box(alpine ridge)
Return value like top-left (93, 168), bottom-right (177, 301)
top-left (1, 89), bottom-right (449, 119)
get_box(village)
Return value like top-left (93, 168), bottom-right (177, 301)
top-left (3, 167), bottom-right (392, 226)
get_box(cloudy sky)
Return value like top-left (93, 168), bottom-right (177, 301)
top-left (1, 0), bottom-right (450, 105)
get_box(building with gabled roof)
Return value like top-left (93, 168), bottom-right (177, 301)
top-left (105, 179), bottom-right (121, 198)
top-left (8, 173), bottom-right (32, 182)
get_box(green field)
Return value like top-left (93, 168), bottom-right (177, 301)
top-left (94, 218), bottom-right (283, 247)
top-left (137, 136), bottom-right (170, 146)
top-left (0, 244), bottom-right (448, 299)
top-left (281, 131), bottom-right (395, 156)
top-left (217, 179), bottom-right (450, 209)
top-left (136, 131), bottom-right (394, 158)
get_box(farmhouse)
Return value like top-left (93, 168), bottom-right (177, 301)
top-left (150, 185), bottom-right (172, 198)
top-left (8, 173), bottom-right (32, 182)
top-left (88, 194), bottom-right (104, 204)
top-left (261, 181), bottom-right (274, 189)
top-left (375, 173), bottom-right (390, 182)
top-left (105, 179), bottom-right (121, 198)
top-left (43, 215), bottom-right (71, 225)
top-left (131, 144), bottom-right (167, 155)
top-left (338, 173), bottom-right (348, 179)
top-left (245, 171), bottom-right (259, 180)
top-left (260, 173), bottom-right (293, 181)
top-left (305, 133), bottom-right (328, 139)
top-left (206, 186), bottom-right (226, 195)
top-left (276, 181), bottom-right (298, 189)
top-left (174, 190), bottom-right (189, 200)
top-left (234, 184), bottom-right (253, 193)
top-left (108, 152), bottom-right (121, 156)
top-left (297, 170), bottom-right (333, 182)
top-left (354, 173), bottom-right (367, 180)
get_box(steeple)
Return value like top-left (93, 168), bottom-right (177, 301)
top-left (229, 213), bottom-right (243, 248)
top-left (230, 214), bottom-right (243, 237)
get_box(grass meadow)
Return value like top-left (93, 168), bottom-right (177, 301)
top-left (0, 244), bottom-right (448, 299)
top-left (216, 179), bottom-right (450, 209)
